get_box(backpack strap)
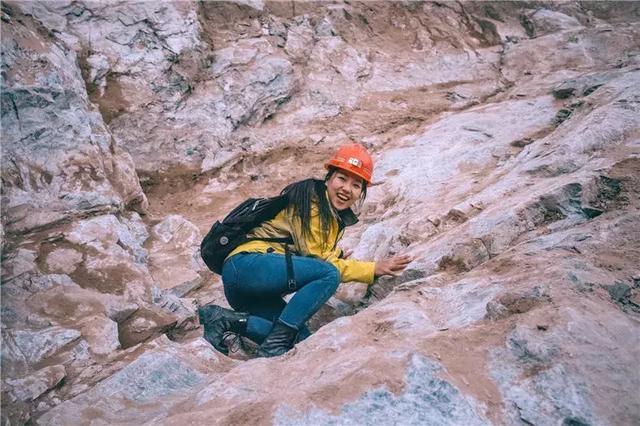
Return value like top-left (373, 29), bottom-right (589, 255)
top-left (285, 246), bottom-right (296, 291)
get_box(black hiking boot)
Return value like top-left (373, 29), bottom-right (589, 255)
top-left (198, 304), bottom-right (248, 355)
top-left (256, 321), bottom-right (298, 358)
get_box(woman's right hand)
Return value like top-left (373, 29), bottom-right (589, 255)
top-left (374, 254), bottom-right (413, 278)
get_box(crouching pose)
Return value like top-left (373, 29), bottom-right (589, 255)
top-left (200, 143), bottom-right (412, 357)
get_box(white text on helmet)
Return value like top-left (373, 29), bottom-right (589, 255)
top-left (347, 157), bottom-right (362, 168)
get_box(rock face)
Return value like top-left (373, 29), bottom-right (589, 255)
top-left (1, 3), bottom-right (147, 235)
top-left (2, 1), bottom-right (640, 425)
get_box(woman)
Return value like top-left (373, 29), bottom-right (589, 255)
top-left (199, 143), bottom-right (412, 357)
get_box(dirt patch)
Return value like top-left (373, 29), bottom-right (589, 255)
top-left (68, 252), bottom-right (142, 296)
top-left (77, 48), bottom-right (132, 125)
top-left (606, 158), bottom-right (640, 207)
top-left (415, 321), bottom-right (513, 424)
top-left (26, 287), bottom-right (105, 326)
top-left (437, 255), bottom-right (470, 273)
top-left (0, 3), bottom-right (53, 55)
top-left (140, 145), bottom-right (332, 235)
top-left (118, 307), bottom-right (177, 349)
top-left (485, 287), bottom-right (552, 320)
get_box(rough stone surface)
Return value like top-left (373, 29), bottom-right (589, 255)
top-left (11, 327), bottom-right (81, 365)
top-left (275, 355), bottom-right (490, 426)
top-left (4, 365), bottom-right (66, 403)
top-left (146, 215), bottom-right (205, 291)
top-left (77, 315), bottom-right (120, 356)
top-left (63, 214), bottom-right (154, 297)
top-left (35, 336), bottom-right (233, 425)
top-left (1, 3), bottom-right (147, 235)
top-left (1, 1), bottom-right (639, 425)
top-left (44, 248), bottom-right (83, 275)
top-left (117, 306), bottom-right (178, 349)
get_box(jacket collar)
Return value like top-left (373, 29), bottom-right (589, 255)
top-left (337, 208), bottom-right (359, 227)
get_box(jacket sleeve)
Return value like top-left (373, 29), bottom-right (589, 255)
top-left (291, 209), bottom-right (376, 285)
top-left (321, 245), bottom-right (376, 285)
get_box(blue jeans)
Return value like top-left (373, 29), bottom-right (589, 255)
top-left (222, 252), bottom-right (340, 344)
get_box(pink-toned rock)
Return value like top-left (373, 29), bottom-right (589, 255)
top-left (27, 280), bottom-right (138, 324)
top-left (146, 215), bottom-right (205, 291)
top-left (527, 9), bottom-right (583, 36)
top-left (0, 4), bottom-right (147, 235)
top-left (2, 2), bottom-right (639, 425)
top-left (5, 365), bottom-right (66, 403)
top-left (77, 315), bottom-right (120, 356)
top-left (64, 214), bottom-right (154, 297)
top-left (117, 306), bottom-right (178, 349)
top-left (44, 248), bottom-right (83, 275)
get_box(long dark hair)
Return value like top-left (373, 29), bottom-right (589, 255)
top-left (280, 168), bottom-right (367, 247)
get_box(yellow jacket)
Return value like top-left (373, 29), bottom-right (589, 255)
top-left (227, 195), bottom-right (375, 284)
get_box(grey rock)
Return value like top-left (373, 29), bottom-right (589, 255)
top-left (529, 9), bottom-right (583, 36)
top-left (44, 249), bottom-right (83, 275)
top-left (1, 248), bottom-right (38, 283)
top-left (54, 339), bottom-right (94, 372)
top-left (368, 268), bottom-right (426, 302)
top-left (105, 300), bottom-right (139, 324)
top-left (491, 299), bottom-right (640, 426)
top-left (607, 282), bottom-right (631, 303)
top-left (485, 300), bottom-right (510, 320)
top-left (494, 361), bottom-right (596, 425)
top-left (507, 324), bottom-right (561, 364)
top-left (552, 71), bottom-right (619, 99)
top-left (64, 214), bottom-right (155, 296)
top-left (116, 212), bottom-right (149, 264)
top-left (166, 276), bottom-right (205, 298)
top-left (1, 3), bottom-right (639, 425)
top-left (276, 355), bottom-right (490, 426)
top-left (1, 329), bottom-right (29, 377)
top-left (152, 287), bottom-right (197, 321)
top-left (110, 37), bottom-right (296, 174)
top-left (485, 286), bottom-right (552, 320)
top-left (36, 350), bottom-right (205, 425)
top-left (1, 8), bottom-right (146, 235)
top-left (284, 16), bottom-right (315, 62)
top-left (12, 327), bottom-right (81, 365)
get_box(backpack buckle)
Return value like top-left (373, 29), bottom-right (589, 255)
top-left (287, 279), bottom-right (296, 291)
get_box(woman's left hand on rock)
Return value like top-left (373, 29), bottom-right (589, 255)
top-left (374, 254), bottom-right (413, 277)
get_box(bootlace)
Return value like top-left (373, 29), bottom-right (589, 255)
top-left (222, 332), bottom-right (248, 354)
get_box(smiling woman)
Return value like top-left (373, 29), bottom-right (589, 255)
top-left (199, 143), bottom-right (413, 358)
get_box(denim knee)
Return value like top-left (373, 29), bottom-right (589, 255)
top-left (221, 256), bottom-right (238, 286)
top-left (321, 262), bottom-right (340, 291)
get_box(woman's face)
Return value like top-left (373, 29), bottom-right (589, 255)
top-left (326, 170), bottom-right (364, 211)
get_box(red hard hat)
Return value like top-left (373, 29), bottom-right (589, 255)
top-left (324, 143), bottom-right (374, 184)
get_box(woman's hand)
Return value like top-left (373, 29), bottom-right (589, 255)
top-left (374, 254), bottom-right (413, 277)
top-left (341, 248), bottom-right (353, 259)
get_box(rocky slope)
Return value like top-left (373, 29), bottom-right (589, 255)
top-left (1, 1), bottom-right (639, 425)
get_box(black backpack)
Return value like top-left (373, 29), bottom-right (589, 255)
top-left (200, 195), bottom-right (295, 280)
